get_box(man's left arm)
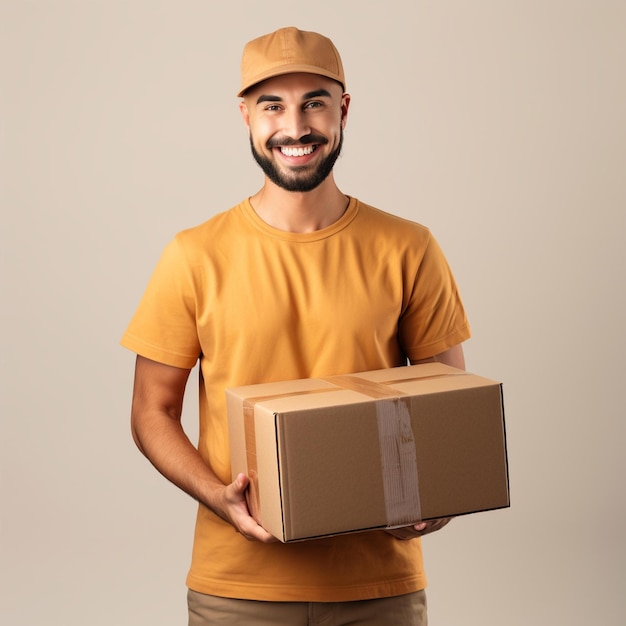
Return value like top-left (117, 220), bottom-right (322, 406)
top-left (411, 343), bottom-right (465, 370)
top-left (386, 342), bottom-right (466, 540)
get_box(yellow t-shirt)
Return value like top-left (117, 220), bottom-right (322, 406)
top-left (121, 197), bottom-right (471, 602)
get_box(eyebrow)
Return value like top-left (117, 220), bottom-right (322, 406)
top-left (255, 89), bottom-right (333, 105)
top-left (303, 89), bottom-right (333, 100)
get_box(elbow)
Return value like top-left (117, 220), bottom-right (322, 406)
top-left (130, 411), bottom-right (147, 456)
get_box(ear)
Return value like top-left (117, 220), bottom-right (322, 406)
top-left (239, 100), bottom-right (251, 131)
top-left (340, 93), bottom-right (351, 130)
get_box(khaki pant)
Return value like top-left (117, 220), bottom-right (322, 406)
top-left (187, 588), bottom-right (427, 626)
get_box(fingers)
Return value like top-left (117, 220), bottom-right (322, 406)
top-left (385, 517), bottom-right (454, 541)
top-left (385, 527), bottom-right (419, 540)
top-left (237, 515), bottom-right (278, 543)
top-left (413, 517), bottom-right (453, 536)
top-left (221, 473), bottom-right (278, 543)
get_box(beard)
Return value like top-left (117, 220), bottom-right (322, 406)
top-left (249, 130), bottom-right (344, 193)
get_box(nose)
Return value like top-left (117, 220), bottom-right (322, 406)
top-left (282, 108), bottom-right (311, 141)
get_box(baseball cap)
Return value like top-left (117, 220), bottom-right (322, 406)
top-left (238, 26), bottom-right (345, 97)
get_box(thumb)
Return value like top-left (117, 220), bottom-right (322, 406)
top-left (231, 472), bottom-right (250, 495)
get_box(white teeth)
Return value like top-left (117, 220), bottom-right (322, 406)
top-left (280, 145), bottom-right (315, 157)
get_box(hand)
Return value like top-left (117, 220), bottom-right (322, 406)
top-left (214, 473), bottom-right (278, 543)
top-left (385, 517), bottom-right (453, 541)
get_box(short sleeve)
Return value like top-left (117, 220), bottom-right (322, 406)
top-left (398, 233), bottom-right (471, 361)
top-left (120, 236), bottom-right (201, 369)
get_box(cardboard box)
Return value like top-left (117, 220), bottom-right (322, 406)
top-left (226, 362), bottom-right (509, 542)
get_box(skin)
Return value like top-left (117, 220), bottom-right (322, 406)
top-left (129, 71), bottom-right (466, 543)
top-left (239, 72), bottom-right (350, 232)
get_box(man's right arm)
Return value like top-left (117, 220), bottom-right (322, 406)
top-left (130, 355), bottom-right (276, 543)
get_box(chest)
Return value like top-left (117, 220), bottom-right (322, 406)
top-left (197, 238), bottom-right (406, 355)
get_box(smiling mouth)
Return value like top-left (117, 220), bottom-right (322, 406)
top-left (279, 145), bottom-right (318, 157)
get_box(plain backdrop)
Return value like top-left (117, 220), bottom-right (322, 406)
top-left (1, 1), bottom-right (624, 624)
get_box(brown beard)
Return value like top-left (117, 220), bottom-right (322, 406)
top-left (249, 130), bottom-right (344, 192)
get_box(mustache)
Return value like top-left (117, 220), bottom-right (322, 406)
top-left (266, 133), bottom-right (329, 149)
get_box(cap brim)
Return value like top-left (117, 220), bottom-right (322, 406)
top-left (237, 65), bottom-right (344, 97)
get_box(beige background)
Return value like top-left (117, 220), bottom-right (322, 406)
top-left (1, 1), bottom-right (624, 624)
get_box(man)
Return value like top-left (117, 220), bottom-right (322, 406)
top-left (122, 26), bottom-right (471, 625)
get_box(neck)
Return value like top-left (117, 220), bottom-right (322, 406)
top-left (250, 175), bottom-right (349, 233)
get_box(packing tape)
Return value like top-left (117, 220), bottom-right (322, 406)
top-left (376, 398), bottom-right (422, 526)
top-left (320, 374), bottom-right (405, 399)
top-left (242, 402), bottom-right (261, 522)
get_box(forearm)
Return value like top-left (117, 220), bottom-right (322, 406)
top-left (411, 343), bottom-right (466, 369)
top-left (132, 409), bottom-right (224, 512)
top-left (128, 355), bottom-right (279, 543)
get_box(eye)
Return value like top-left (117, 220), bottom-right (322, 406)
top-left (304, 100), bottom-right (324, 110)
top-left (265, 104), bottom-right (282, 112)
